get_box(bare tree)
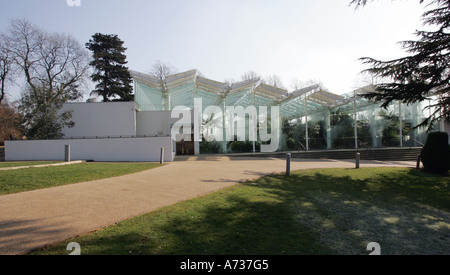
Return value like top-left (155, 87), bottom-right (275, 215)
top-left (6, 19), bottom-right (41, 92)
top-left (0, 34), bottom-right (14, 104)
top-left (5, 19), bottom-right (90, 139)
top-left (241, 70), bottom-right (261, 82)
top-left (223, 78), bottom-right (235, 89)
top-left (7, 19), bottom-right (90, 100)
top-left (150, 60), bottom-right (177, 81)
top-left (263, 74), bottom-right (286, 89)
top-left (290, 78), bottom-right (321, 91)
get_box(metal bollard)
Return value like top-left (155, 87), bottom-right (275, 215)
top-left (286, 153), bottom-right (291, 176)
top-left (65, 145), bottom-right (71, 162)
top-left (160, 147), bottom-right (164, 164)
top-left (356, 153), bottom-right (360, 169)
top-left (416, 155), bottom-right (421, 170)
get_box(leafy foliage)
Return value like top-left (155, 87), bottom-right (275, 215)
top-left (18, 84), bottom-right (76, 140)
top-left (200, 138), bottom-right (223, 154)
top-left (378, 110), bottom-right (412, 146)
top-left (0, 100), bottom-right (23, 145)
top-left (351, 0), bottom-right (450, 130)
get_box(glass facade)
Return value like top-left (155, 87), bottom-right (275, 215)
top-left (131, 70), bottom-right (438, 154)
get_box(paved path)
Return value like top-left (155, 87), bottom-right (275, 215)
top-left (0, 156), bottom-right (415, 255)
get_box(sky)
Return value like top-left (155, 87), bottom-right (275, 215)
top-left (0, 0), bottom-right (427, 100)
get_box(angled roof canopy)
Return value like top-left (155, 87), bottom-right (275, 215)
top-left (130, 69), bottom-right (374, 119)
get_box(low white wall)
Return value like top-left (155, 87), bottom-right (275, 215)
top-left (5, 137), bottom-right (173, 162)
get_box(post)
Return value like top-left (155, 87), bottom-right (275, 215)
top-left (222, 100), bottom-right (227, 154)
top-left (305, 94), bottom-right (309, 151)
top-left (416, 154), bottom-right (421, 170)
top-left (326, 110), bottom-right (331, 149)
top-left (356, 153), bottom-right (360, 169)
top-left (399, 102), bottom-right (403, 147)
top-left (354, 96), bottom-right (358, 150)
top-left (286, 153), bottom-right (291, 176)
top-left (252, 88), bottom-right (256, 153)
top-left (65, 145), bottom-right (71, 162)
top-left (160, 147), bottom-right (165, 164)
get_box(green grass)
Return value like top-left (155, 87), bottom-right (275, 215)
top-left (0, 162), bottom-right (162, 195)
top-left (32, 167), bottom-right (450, 255)
top-left (0, 161), bottom-right (63, 168)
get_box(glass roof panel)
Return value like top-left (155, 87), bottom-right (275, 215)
top-left (131, 69), bottom-right (379, 120)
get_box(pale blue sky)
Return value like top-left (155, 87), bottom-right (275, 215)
top-left (0, 0), bottom-right (426, 100)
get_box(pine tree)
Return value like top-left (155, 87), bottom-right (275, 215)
top-left (86, 33), bottom-right (133, 102)
top-left (351, 0), bottom-right (450, 129)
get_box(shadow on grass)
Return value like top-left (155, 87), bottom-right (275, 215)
top-left (35, 168), bottom-right (449, 255)
top-left (253, 168), bottom-right (450, 255)
top-left (58, 190), bottom-right (334, 255)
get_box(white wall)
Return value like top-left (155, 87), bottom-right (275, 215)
top-left (5, 137), bottom-right (173, 162)
top-left (61, 102), bottom-right (137, 138)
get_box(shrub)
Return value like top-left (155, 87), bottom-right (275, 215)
top-left (421, 131), bottom-right (450, 174)
top-left (230, 141), bottom-right (252, 153)
top-left (199, 139), bottom-right (222, 154)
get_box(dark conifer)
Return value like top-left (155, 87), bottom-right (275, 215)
top-left (86, 33), bottom-right (133, 102)
top-left (351, 0), bottom-right (450, 129)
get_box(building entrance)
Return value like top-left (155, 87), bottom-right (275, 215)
top-left (176, 135), bottom-right (195, 155)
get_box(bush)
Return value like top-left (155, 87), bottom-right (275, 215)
top-left (230, 141), bottom-right (252, 153)
top-left (230, 141), bottom-right (260, 153)
top-left (199, 140), bottom-right (222, 154)
top-left (421, 132), bottom-right (450, 174)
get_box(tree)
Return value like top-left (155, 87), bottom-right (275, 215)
top-left (263, 74), bottom-right (286, 89)
top-left (0, 100), bottom-right (23, 145)
top-left (18, 84), bottom-right (75, 139)
top-left (0, 34), bottom-right (13, 104)
top-left (290, 78), bottom-right (320, 91)
top-left (86, 33), bottom-right (133, 102)
top-left (350, 0), bottom-right (450, 130)
top-left (150, 60), bottom-right (177, 81)
top-left (6, 19), bottom-right (89, 139)
top-left (241, 71), bottom-right (261, 82)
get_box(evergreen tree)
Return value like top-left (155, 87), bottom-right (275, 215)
top-left (351, 0), bottom-right (450, 129)
top-left (19, 84), bottom-right (75, 140)
top-left (86, 33), bottom-right (133, 102)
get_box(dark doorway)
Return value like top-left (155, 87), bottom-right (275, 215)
top-left (176, 135), bottom-right (195, 155)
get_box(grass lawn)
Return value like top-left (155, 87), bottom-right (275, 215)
top-left (0, 161), bottom-right (63, 168)
top-left (0, 162), bottom-right (162, 195)
top-left (32, 167), bottom-right (450, 255)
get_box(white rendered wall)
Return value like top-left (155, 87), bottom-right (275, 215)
top-left (61, 102), bottom-right (137, 138)
top-left (5, 137), bottom-right (173, 162)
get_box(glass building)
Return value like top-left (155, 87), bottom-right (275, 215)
top-left (131, 69), bottom-right (439, 155)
